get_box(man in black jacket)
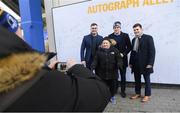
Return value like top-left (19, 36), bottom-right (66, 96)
top-left (0, 26), bottom-right (111, 112)
top-left (129, 23), bottom-right (155, 102)
top-left (108, 21), bottom-right (132, 98)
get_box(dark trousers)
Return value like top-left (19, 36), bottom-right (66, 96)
top-left (103, 79), bottom-right (117, 97)
top-left (134, 71), bottom-right (151, 96)
top-left (133, 52), bottom-right (151, 96)
top-left (119, 67), bottom-right (126, 93)
top-left (86, 58), bottom-right (93, 69)
top-left (86, 63), bottom-right (91, 69)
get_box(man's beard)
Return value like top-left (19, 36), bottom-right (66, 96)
top-left (91, 32), bottom-right (97, 36)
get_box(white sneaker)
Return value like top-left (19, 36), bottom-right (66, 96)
top-left (110, 96), bottom-right (116, 105)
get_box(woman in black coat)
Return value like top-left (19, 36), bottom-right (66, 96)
top-left (91, 37), bottom-right (122, 104)
top-left (0, 26), bottom-right (111, 112)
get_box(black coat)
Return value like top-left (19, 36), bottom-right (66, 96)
top-left (129, 34), bottom-right (156, 74)
top-left (108, 32), bottom-right (132, 67)
top-left (3, 65), bottom-right (110, 112)
top-left (0, 26), bottom-right (111, 112)
top-left (91, 47), bottom-right (123, 80)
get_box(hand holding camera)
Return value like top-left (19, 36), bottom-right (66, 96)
top-left (54, 58), bottom-right (77, 71)
top-left (55, 62), bottom-right (67, 72)
top-left (66, 59), bottom-right (76, 70)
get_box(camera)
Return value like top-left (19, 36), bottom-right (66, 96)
top-left (55, 62), bottom-right (67, 72)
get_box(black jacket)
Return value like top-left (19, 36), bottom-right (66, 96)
top-left (108, 32), bottom-right (132, 67)
top-left (91, 47), bottom-right (123, 80)
top-left (0, 26), bottom-right (111, 112)
top-left (3, 65), bottom-right (110, 112)
top-left (129, 34), bottom-right (156, 74)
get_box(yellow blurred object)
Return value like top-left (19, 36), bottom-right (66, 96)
top-left (0, 8), bottom-right (4, 15)
top-left (110, 39), bottom-right (117, 46)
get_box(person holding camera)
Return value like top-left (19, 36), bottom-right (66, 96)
top-left (0, 26), bottom-right (111, 112)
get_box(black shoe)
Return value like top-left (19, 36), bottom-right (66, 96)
top-left (120, 92), bottom-right (126, 98)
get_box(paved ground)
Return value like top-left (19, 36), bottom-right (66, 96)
top-left (104, 86), bottom-right (180, 112)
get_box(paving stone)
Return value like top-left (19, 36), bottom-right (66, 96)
top-left (104, 87), bottom-right (180, 112)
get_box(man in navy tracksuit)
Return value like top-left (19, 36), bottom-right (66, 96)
top-left (80, 23), bottom-right (103, 69)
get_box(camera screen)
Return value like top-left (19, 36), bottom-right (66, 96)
top-left (56, 62), bottom-right (66, 72)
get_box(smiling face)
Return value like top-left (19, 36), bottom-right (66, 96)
top-left (90, 25), bottom-right (98, 36)
top-left (113, 26), bottom-right (121, 34)
top-left (101, 40), bottom-right (111, 49)
top-left (133, 26), bottom-right (143, 37)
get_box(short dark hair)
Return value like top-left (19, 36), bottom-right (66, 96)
top-left (91, 23), bottom-right (98, 27)
top-left (103, 36), bottom-right (112, 44)
top-left (133, 23), bottom-right (142, 28)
